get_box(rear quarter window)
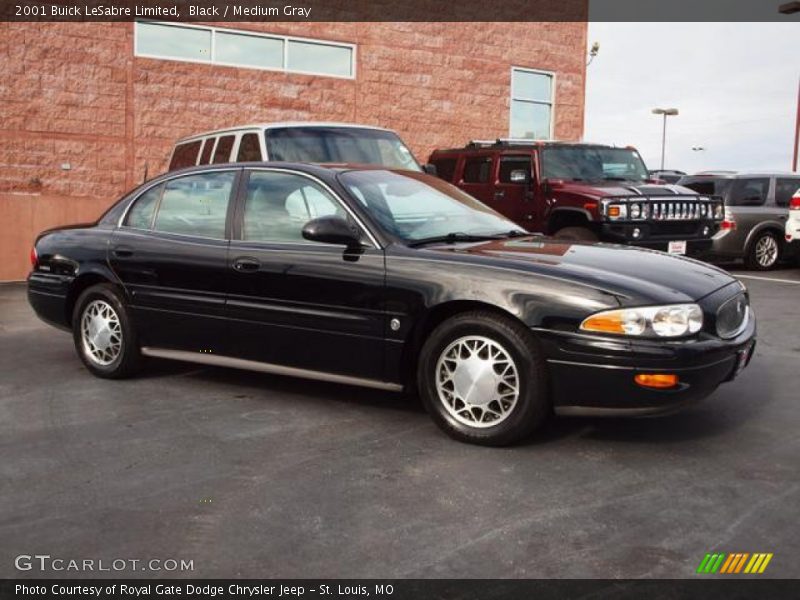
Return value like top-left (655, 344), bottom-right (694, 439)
top-left (237, 133), bottom-right (263, 162)
top-left (125, 185), bottom-right (163, 229)
top-left (169, 141), bottom-right (202, 171)
top-left (775, 178), bottom-right (800, 207)
top-left (728, 178), bottom-right (770, 207)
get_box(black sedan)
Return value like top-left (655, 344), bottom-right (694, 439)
top-left (28, 163), bottom-right (756, 445)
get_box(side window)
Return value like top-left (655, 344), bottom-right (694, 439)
top-left (124, 184), bottom-right (163, 229)
top-left (198, 138), bottom-right (214, 165)
top-left (432, 158), bottom-right (457, 182)
top-left (212, 135), bottom-right (235, 164)
top-left (153, 172), bottom-right (235, 238)
top-left (243, 172), bottom-right (346, 243)
top-left (775, 178), bottom-right (800, 207)
top-left (499, 155), bottom-right (531, 184)
top-left (728, 178), bottom-right (769, 207)
top-left (168, 141), bottom-right (202, 171)
top-left (462, 156), bottom-right (492, 183)
top-left (237, 133), bottom-right (263, 162)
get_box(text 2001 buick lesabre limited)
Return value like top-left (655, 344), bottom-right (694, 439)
top-left (28, 164), bottom-right (756, 445)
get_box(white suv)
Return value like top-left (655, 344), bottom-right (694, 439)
top-left (168, 122), bottom-right (423, 172)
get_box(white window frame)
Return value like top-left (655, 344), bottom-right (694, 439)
top-left (134, 21), bottom-right (357, 80)
top-left (509, 66), bottom-right (556, 140)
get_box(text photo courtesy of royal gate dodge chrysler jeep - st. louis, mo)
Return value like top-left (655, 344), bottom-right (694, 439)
top-left (2, 0), bottom-right (800, 598)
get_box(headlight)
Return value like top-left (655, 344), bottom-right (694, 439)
top-left (629, 203), bottom-right (641, 219)
top-left (580, 304), bottom-right (704, 337)
top-left (606, 203), bottom-right (627, 220)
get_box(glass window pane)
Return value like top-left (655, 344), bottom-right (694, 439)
top-left (510, 101), bottom-right (551, 139)
top-left (169, 141), bottom-right (202, 170)
top-left (462, 157), bottom-right (492, 183)
top-left (775, 178), bottom-right (800, 207)
top-left (215, 32), bottom-right (283, 69)
top-left (513, 70), bottom-right (551, 102)
top-left (728, 178), bottom-right (770, 207)
top-left (287, 40), bottom-right (352, 77)
top-left (243, 172), bottom-right (345, 242)
top-left (499, 156), bottom-right (531, 184)
top-left (198, 138), bottom-right (214, 165)
top-left (237, 134), bottom-right (263, 162)
top-left (154, 172), bottom-right (235, 238)
top-left (136, 23), bottom-right (211, 62)
top-left (432, 158), bottom-right (457, 182)
top-left (212, 135), bottom-right (235, 164)
top-left (125, 185), bottom-right (162, 229)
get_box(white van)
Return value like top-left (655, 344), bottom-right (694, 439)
top-left (168, 122), bottom-right (423, 172)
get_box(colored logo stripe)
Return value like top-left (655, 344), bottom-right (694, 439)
top-left (697, 552), bottom-right (773, 574)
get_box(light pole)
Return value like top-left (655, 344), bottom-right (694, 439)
top-left (652, 108), bottom-right (679, 170)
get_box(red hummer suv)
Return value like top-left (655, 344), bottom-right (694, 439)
top-left (429, 140), bottom-right (724, 256)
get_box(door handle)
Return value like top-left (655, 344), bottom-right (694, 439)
top-left (233, 257), bottom-right (261, 272)
top-left (112, 247), bottom-right (133, 258)
top-left (494, 190), bottom-right (505, 201)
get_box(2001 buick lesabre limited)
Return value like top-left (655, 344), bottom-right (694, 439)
top-left (28, 164), bottom-right (756, 445)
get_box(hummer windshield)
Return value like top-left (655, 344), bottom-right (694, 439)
top-left (541, 145), bottom-right (649, 183)
top-left (266, 126), bottom-right (421, 171)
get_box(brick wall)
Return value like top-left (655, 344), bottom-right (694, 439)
top-left (0, 21), bottom-right (586, 280)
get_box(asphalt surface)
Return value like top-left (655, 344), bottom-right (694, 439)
top-left (2, 266), bottom-right (799, 579)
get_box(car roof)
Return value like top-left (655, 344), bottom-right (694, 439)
top-left (684, 171), bottom-right (800, 179)
top-left (175, 122), bottom-right (395, 144)
top-left (431, 140), bottom-right (636, 154)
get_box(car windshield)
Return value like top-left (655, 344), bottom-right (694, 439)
top-left (541, 146), bottom-right (649, 182)
top-left (339, 170), bottom-right (526, 243)
top-left (265, 127), bottom-right (421, 171)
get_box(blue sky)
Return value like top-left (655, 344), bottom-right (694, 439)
top-left (584, 22), bottom-right (799, 173)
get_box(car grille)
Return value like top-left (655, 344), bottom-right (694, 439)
top-left (716, 293), bottom-right (750, 339)
top-left (648, 199), bottom-right (709, 221)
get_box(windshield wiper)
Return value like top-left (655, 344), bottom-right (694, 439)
top-left (602, 176), bottom-right (634, 182)
top-left (408, 232), bottom-right (506, 247)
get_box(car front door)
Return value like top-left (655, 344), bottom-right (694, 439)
top-left (495, 153), bottom-right (538, 230)
top-left (109, 169), bottom-right (239, 353)
top-left (225, 168), bottom-right (386, 381)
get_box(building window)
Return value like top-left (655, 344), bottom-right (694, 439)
top-left (135, 22), bottom-right (355, 79)
top-left (510, 67), bottom-right (554, 139)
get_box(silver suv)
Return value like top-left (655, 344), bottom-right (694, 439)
top-left (678, 172), bottom-right (800, 270)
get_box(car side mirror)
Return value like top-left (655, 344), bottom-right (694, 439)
top-left (509, 169), bottom-right (529, 184)
top-left (302, 216), bottom-right (362, 247)
top-left (422, 163), bottom-right (438, 177)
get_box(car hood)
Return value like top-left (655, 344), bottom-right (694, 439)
top-left (424, 237), bottom-right (737, 305)
top-left (552, 180), bottom-right (698, 199)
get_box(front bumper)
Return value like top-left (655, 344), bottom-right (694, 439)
top-left (535, 312), bottom-right (756, 417)
top-left (600, 222), bottom-right (717, 256)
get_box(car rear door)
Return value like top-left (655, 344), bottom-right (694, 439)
top-left (494, 153), bottom-right (537, 229)
top-left (727, 177), bottom-right (772, 251)
top-left (224, 168), bottom-right (386, 381)
top-left (109, 169), bottom-right (240, 353)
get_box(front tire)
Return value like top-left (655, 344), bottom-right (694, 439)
top-left (745, 231), bottom-right (780, 270)
top-left (72, 283), bottom-right (142, 379)
top-left (417, 311), bottom-right (549, 446)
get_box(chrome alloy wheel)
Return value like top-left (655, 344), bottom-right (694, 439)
top-left (80, 300), bottom-right (122, 366)
top-left (755, 235), bottom-right (779, 268)
top-left (435, 336), bottom-right (520, 428)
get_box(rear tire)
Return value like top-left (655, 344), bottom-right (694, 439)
top-left (745, 231), bottom-right (780, 270)
top-left (417, 311), bottom-right (549, 446)
top-left (72, 283), bottom-right (142, 379)
top-left (553, 226), bottom-right (599, 242)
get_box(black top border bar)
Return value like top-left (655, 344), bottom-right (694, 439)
top-left (3, 0), bottom-right (800, 22)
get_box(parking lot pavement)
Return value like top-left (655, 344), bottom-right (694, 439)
top-left (1, 271), bottom-right (799, 580)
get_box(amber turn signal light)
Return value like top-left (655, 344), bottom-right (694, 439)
top-left (634, 373), bottom-right (679, 389)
